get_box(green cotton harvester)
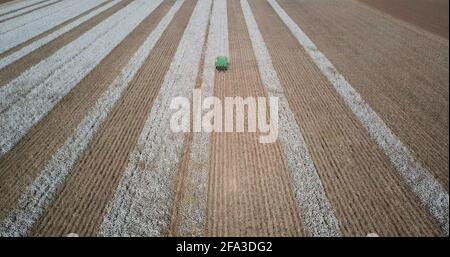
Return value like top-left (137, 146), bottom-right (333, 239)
top-left (215, 56), bottom-right (229, 71)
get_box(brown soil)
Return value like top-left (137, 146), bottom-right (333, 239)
top-left (358, 0), bottom-right (449, 39)
top-left (205, 0), bottom-right (304, 237)
top-left (0, 0), bottom-right (123, 86)
top-left (30, 0), bottom-right (195, 236)
top-left (250, 0), bottom-right (442, 236)
top-left (278, 0), bottom-right (449, 190)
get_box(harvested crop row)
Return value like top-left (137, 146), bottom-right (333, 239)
top-left (250, 0), bottom-right (444, 236)
top-left (205, 0), bottom-right (303, 237)
top-left (31, 0), bottom-right (196, 237)
top-left (242, 0), bottom-right (339, 236)
top-left (171, 0), bottom-right (228, 237)
top-left (277, 0), bottom-right (449, 190)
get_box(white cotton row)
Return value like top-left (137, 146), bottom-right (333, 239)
top-left (0, 0), bottom-right (177, 237)
top-left (0, 0), bottom-right (122, 70)
top-left (0, 0), bottom-right (160, 157)
top-left (99, 0), bottom-right (213, 237)
top-left (0, 0), bottom-right (108, 54)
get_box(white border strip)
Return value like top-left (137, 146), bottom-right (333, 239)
top-left (99, 0), bottom-right (212, 237)
top-left (0, 0), bottom-right (121, 70)
top-left (177, 0), bottom-right (229, 236)
top-left (241, 0), bottom-right (340, 237)
top-left (0, 0), bottom-right (182, 237)
top-left (0, 0), bottom-right (162, 157)
top-left (268, 0), bottom-right (449, 235)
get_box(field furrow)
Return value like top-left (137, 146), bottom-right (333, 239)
top-left (250, 0), bottom-right (444, 236)
top-left (277, 0), bottom-right (449, 190)
top-left (206, 0), bottom-right (304, 237)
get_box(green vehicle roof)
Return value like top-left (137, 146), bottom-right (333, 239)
top-left (215, 56), bottom-right (229, 71)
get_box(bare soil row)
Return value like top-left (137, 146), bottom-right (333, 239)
top-left (206, 0), bottom-right (304, 236)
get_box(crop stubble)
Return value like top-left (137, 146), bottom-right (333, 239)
top-left (278, 0), bottom-right (449, 190)
top-left (249, 0), bottom-right (442, 236)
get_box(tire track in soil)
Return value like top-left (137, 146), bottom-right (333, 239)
top-left (277, 0), bottom-right (449, 190)
top-left (250, 0), bottom-right (443, 236)
top-left (205, 0), bottom-right (304, 237)
top-left (0, 0), bottom-right (123, 86)
top-left (0, 0), bottom-right (171, 222)
top-left (30, 0), bottom-right (195, 236)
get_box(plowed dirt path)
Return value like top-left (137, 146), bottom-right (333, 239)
top-left (278, 0), bottom-right (449, 189)
top-left (206, 0), bottom-right (304, 237)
